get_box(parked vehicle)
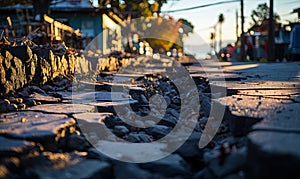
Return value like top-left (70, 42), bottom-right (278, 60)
top-left (288, 24), bottom-right (300, 61)
top-left (218, 45), bottom-right (233, 61)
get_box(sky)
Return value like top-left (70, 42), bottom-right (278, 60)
top-left (160, 0), bottom-right (300, 47)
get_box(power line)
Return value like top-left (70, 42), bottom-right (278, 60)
top-left (161, 0), bottom-right (239, 13)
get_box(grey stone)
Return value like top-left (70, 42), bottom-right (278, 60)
top-left (8, 97), bottom-right (23, 104)
top-left (0, 99), bottom-right (10, 113)
top-left (251, 103), bottom-right (300, 131)
top-left (148, 125), bottom-right (171, 139)
top-left (140, 154), bottom-right (190, 177)
top-left (0, 46), bottom-right (78, 97)
top-left (246, 131), bottom-right (300, 179)
top-left (29, 93), bottom-right (61, 104)
top-left (199, 93), bottom-right (211, 117)
top-left (17, 103), bottom-right (26, 110)
top-left (167, 108), bottom-right (179, 118)
top-left (27, 103), bottom-right (95, 114)
top-left (66, 91), bottom-right (131, 102)
top-left (113, 125), bottom-right (130, 137)
top-left (114, 162), bottom-right (152, 179)
top-left (158, 115), bottom-right (177, 127)
top-left (28, 85), bottom-right (46, 95)
top-left (66, 133), bottom-right (90, 151)
top-left (87, 147), bottom-right (112, 161)
top-left (192, 168), bottom-right (216, 179)
top-left (8, 45), bottom-right (32, 62)
top-left (93, 100), bottom-right (138, 114)
top-left (207, 147), bottom-right (246, 177)
top-left (0, 111), bottom-right (76, 150)
top-left (23, 98), bottom-right (37, 106)
top-left (163, 95), bottom-right (171, 106)
top-left (74, 112), bottom-right (117, 143)
top-left (0, 136), bottom-right (35, 157)
top-left (140, 94), bottom-right (149, 104)
top-left (8, 104), bottom-right (18, 111)
top-left (176, 132), bottom-right (202, 159)
top-left (41, 84), bottom-right (55, 92)
top-left (0, 53), bottom-right (27, 96)
top-left (291, 95), bottom-right (300, 103)
top-left (29, 158), bottom-right (112, 178)
top-left (171, 96), bottom-right (181, 105)
top-left (127, 132), bottom-right (152, 143)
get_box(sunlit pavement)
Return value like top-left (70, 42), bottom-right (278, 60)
top-left (184, 60), bottom-right (300, 178)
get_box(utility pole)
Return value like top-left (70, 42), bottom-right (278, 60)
top-left (268, 0), bottom-right (275, 62)
top-left (240, 0), bottom-right (246, 61)
top-left (236, 9), bottom-right (239, 40)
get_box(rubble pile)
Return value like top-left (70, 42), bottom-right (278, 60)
top-left (0, 34), bottom-right (78, 97)
top-left (0, 53), bottom-right (250, 178)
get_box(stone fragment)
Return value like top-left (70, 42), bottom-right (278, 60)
top-left (29, 93), bottom-right (61, 104)
top-left (0, 111), bottom-right (76, 151)
top-left (148, 125), bottom-right (171, 139)
top-left (0, 136), bottom-right (35, 157)
top-left (113, 125), bottom-right (130, 137)
top-left (207, 147), bottom-right (246, 177)
top-left (127, 132), bottom-right (152, 143)
top-left (246, 131), bottom-right (300, 179)
top-left (114, 162), bottom-right (152, 179)
top-left (28, 157), bottom-right (112, 178)
top-left (158, 115), bottom-right (177, 127)
top-left (8, 45), bottom-right (32, 62)
top-left (28, 103), bottom-right (95, 114)
top-left (66, 133), bottom-right (90, 151)
top-left (176, 132), bottom-right (202, 159)
top-left (0, 99), bottom-right (10, 113)
top-left (140, 154), bottom-right (190, 177)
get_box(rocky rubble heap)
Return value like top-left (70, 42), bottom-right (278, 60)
top-left (0, 56), bottom-right (249, 178)
top-left (0, 44), bottom-right (77, 97)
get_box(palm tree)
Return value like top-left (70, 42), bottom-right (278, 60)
top-left (218, 13), bottom-right (224, 51)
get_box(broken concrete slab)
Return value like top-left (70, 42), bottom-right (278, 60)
top-left (64, 91), bottom-right (132, 102)
top-left (246, 131), bottom-right (300, 179)
top-left (73, 112), bottom-right (113, 124)
top-left (251, 103), bottom-right (300, 131)
top-left (237, 89), bottom-right (299, 100)
top-left (0, 136), bottom-right (36, 157)
top-left (91, 100), bottom-right (139, 114)
top-left (190, 73), bottom-right (246, 81)
top-left (29, 93), bottom-right (61, 104)
top-left (217, 95), bottom-right (289, 119)
top-left (140, 154), bottom-right (190, 177)
top-left (207, 147), bottom-right (246, 177)
top-left (28, 156), bottom-right (112, 178)
top-left (221, 81), bottom-right (300, 90)
top-left (73, 112), bottom-right (116, 143)
top-left (27, 103), bottom-right (95, 114)
top-left (0, 111), bottom-right (75, 150)
top-left (97, 82), bottom-right (141, 92)
top-left (93, 140), bottom-right (168, 163)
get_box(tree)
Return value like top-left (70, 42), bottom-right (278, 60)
top-left (218, 13), bottom-right (224, 50)
top-left (105, 0), bottom-right (168, 52)
top-left (173, 18), bottom-right (194, 51)
top-left (250, 3), bottom-right (280, 26)
top-left (143, 16), bottom-right (182, 52)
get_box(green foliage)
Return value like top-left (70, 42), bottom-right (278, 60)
top-left (143, 16), bottom-right (182, 51)
top-left (250, 3), bottom-right (280, 26)
top-left (178, 18), bottom-right (194, 36)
